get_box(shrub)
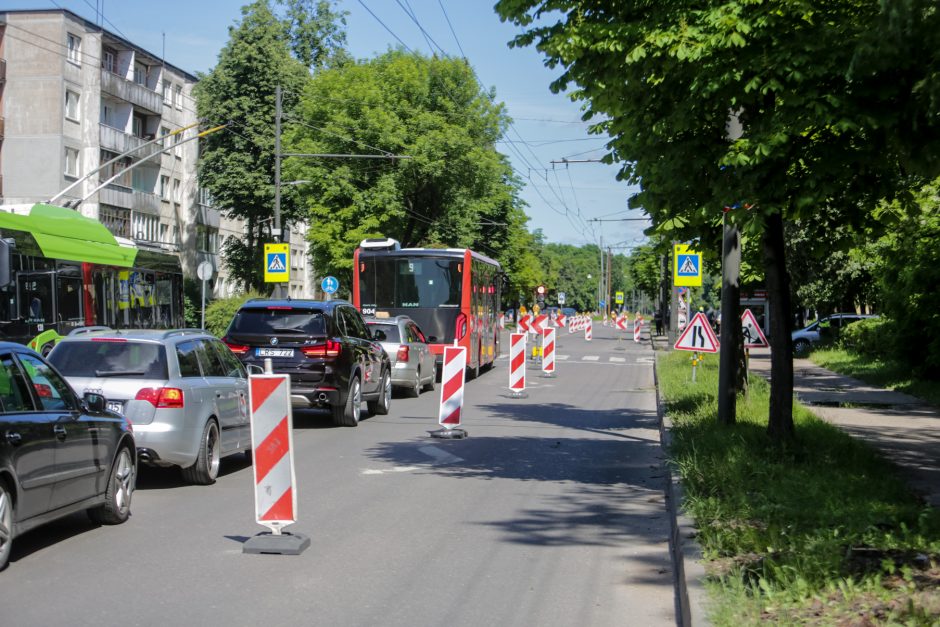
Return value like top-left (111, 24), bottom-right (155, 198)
top-left (203, 292), bottom-right (264, 338)
top-left (840, 317), bottom-right (893, 358)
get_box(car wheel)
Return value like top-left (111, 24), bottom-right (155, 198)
top-left (793, 339), bottom-right (811, 356)
top-left (40, 342), bottom-right (54, 358)
top-left (88, 446), bottom-right (134, 525)
top-left (0, 481), bottom-right (13, 571)
top-left (333, 376), bottom-right (361, 426)
top-left (423, 362), bottom-right (436, 392)
top-left (368, 370), bottom-right (392, 415)
top-left (406, 369), bottom-right (421, 398)
top-left (182, 420), bottom-right (221, 485)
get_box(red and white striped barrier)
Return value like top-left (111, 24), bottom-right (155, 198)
top-left (585, 318), bottom-right (593, 341)
top-left (439, 345), bottom-right (467, 428)
top-left (531, 313), bottom-right (547, 335)
top-left (633, 317), bottom-right (642, 342)
top-left (616, 315), bottom-right (628, 331)
top-left (517, 314), bottom-right (531, 334)
top-left (509, 332), bottom-right (526, 393)
top-left (499, 314), bottom-right (506, 330)
top-left (542, 328), bottom-right (556, 375)
top-left (555, 312), bottom-right (567, 329)
top-left (249, 374), bottom-right (298, 531)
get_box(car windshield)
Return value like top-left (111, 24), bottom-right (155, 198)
top-left (49, 341), bottom-right (168, 379)
top-left (368, 323), bottom-right (400, 342)
top-left (230, 308), bottom-right (327, 335)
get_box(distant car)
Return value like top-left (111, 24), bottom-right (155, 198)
top-left (791, 313), bottom-right (878, 355)
top-left (222, 299), bottom-right (392, 427)
top-left (0, 342), bottom-right (136, 571)
top-left (364, 316), bottom-right (436, 397)
top-left (49, 329), bottom-right (249, 485)
top-left (562, 307), bottom-right (576, 317)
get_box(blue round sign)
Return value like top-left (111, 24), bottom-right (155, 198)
top-left (321, 276), bottom-right (339, 294)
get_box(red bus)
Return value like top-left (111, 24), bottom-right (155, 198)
top-left (353, 238), bottom-right (502, 378)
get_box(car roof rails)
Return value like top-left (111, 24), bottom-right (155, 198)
top-left (67, 325), bottom-right (113, 336)
top-left (160, 328), bottom-right (208, 339)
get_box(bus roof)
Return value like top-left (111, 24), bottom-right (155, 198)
top-left (0, 203), bottom-right (138, 267)
top-left (357, 246), bottom-right (501, 269)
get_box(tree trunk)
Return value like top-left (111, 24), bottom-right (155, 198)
top-left (717, 219), bottom-right (742, 424)
top-left (763, 211), bottom-right (795, 442)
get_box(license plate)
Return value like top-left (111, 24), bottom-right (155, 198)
top-left (107, 401), bottom-right (124, 413)
top-left (257, 348), bottom-right (294, 358)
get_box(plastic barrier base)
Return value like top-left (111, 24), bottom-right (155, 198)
top-left (243, 531), bottom-right (311, 555)
top-left (428, 427), bottom-right (468, 439)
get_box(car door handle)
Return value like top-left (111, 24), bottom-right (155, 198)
top-left (5, 431), bottom-right (22, 446)
top-left (54, 424), bottom-right (67, 439)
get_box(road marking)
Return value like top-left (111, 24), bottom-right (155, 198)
top-left (582, 355), bottom-right (599, 361)
top-left (609, 357), bottom-right (626, 363)
top-left (556, 355), bottom-right (569, 360)
top-left (361, 466), bottom-right (423, 476)
top-left (418, 445), bottom-right (464, 465)
top-left (636, 356), bottom-right (655, 364)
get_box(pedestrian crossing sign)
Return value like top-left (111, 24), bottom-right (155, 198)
top-left (673, 244), bottom-right (702, 287)
top-left (264, 243), bottom-right (290, 283)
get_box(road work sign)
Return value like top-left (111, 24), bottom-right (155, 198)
top-left (674, 244), bottom-right (702, 287)
top-left (264, 243), bottom-right (290, 283)
top-left (741, 308), bottom-right (769, 348)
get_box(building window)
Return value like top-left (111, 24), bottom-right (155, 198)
top-left (101, 103), bottom-right (113, 126)
top-left (134, 62), bottom-right (147, 86)
top-left (102, 47), bottom-right (116, 73)
top-left (64, 147), bottom-right (80, 178)
top-left (65, 90), bottom-right (80, 121)
top-left (174, 84), bottom-right (182, 110)
top-left (173, 178), bottom-right (181, 203)
top-left (132, 113), bottom-right (145, 138)
top-left (133, 212), bottom-right (159, 242)
top-left (173, 133), bottom-right (182, 159)
top-left (100, 206), bottom-right (130, 238)
top-left (159, 223), bottom-right (169, 243)
top-left (100, 150), bottom-right (131, 187)
top-left (197, 187), bottom-right (214, 207)
top-left (196, 225), bottom-right (219, 253)
top-left (162, 81), bottom-right (171, 104)
top-left (67, 33), bottom-right (81, 65)
top-left (160, 126), bottom-right (170, 147)
top-left (160, 175), bottom-right (170, 200)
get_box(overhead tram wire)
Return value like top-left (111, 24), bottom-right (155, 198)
top-left (437, 0), bottom-right (467, 59)
top-left (357, 0), bottom-right (414, 53)
top-left (396, 0), bottom-right (447, 55)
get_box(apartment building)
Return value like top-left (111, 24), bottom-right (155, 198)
top-left (0, 8), bottom-right (313, 298)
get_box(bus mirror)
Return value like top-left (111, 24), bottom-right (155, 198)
top-left (0, 238), bottom-right (13, 288)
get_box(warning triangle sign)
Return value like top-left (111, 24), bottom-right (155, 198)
top-left (740, 308), bottom-right (769, 348)
top-left (674, 312), bottom-right (720, 353)
top-left (267, 254), bottom-right (286, 272)
top-left (678, 256), bottom-right (698, 275)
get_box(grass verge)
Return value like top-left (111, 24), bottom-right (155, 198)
top-left (658, 350), bottom-right (940, 625)
top-left (809, 347), bottom-right (940, 408)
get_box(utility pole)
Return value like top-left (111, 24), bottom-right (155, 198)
top-left (273, 85), bottom-right (286, 299)
top-left (606, 246), bottom-right (612, 317)
top-left (598, 235), bottom-right (604, 314)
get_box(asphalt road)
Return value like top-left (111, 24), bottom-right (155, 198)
top-left (1, 324), bottom-right (675, 627)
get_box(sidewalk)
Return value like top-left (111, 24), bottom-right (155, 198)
top-left (748, 347), bottom-right (940, 507)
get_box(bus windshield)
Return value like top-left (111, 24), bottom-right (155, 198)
top-left (360, 257), bottom-right (461, 309)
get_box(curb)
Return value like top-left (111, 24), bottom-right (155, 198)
top-left (654, 355), bottom-right (710, 626)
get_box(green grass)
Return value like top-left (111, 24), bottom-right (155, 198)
top-left (810, 347), bottom-right (940, 408)
top-left (658, 350), bottom-right (940, 625)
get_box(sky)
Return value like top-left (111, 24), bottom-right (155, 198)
top-left (11, 0), bottom-right (650, 250)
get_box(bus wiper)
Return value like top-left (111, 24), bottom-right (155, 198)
top-left (94, 370), bottom-right (148, 377)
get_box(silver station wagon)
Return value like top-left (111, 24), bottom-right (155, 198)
top-left (48, 329), bottom-right (249, 485)
top-left (364, 315), bottom-right (437, 397)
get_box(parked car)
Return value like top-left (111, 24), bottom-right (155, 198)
top-left (791, 313), bottom-right (878, 355)
top-left (222, 299), bottom-right (391, 427)
top-left (364, 315), bottom-right (436, 397)
top-left (0, 342), bottom-right (136, 571)
top-left (48, 329), bottom-right (249, 485)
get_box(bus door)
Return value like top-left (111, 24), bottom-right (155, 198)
top-left (17, 270), bottom-right (55, 332)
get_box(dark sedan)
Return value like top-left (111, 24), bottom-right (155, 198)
top-left (0, 342), bottom-right (136, 571)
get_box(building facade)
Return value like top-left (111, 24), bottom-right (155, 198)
top-left (0, 9), bottom-right (313, 299)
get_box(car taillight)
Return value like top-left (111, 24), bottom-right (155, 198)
top-left (223, 338), bottom-right (249, 355)
top-left (300, 339), bottom-right (341, 359)
top-left (397, 345), bottom-right (410, 362)
top-left (455, 313), bottom-right (468, 341)
top-left (135, 387), bottom-right (185, 408)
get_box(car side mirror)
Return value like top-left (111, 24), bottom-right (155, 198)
top-left (246, 364), bottom-right (265, 375)
top-left (373, 329), bottom-right (386, 342)
top-left (427, 336), bottom-right (438, 343)
top-left (83, 392), bottom-right (107, 413)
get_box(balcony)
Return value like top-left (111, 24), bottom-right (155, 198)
top-left (100, 69), bottom-right (162, 114)
top-left (99, 123), bottom-right (152, 154)
top-left (100, 185), bottom-right (161, 214)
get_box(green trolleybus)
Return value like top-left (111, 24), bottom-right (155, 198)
top-left (0, 203), bottom-right (184, 355)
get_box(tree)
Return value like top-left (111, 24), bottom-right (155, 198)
top-left (284, 50), bottom-right (531, 288)
top-left (495, 0), bottom-right (940, 442)
top-left (194, 0), bottom-right (322, 291)
top-left (278, 0), bottom-right (349, 70)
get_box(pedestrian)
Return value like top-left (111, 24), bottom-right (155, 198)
top-left (654, 309), bottom-right (663, 336)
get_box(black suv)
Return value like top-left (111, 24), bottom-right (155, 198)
top-left (222, 299), bottom-right (391, 426)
